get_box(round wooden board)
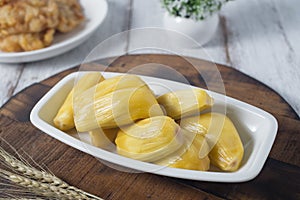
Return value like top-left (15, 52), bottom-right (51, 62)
top-left (0, 54), bottom-right (299, 199)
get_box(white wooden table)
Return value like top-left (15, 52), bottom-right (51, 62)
top-left (0, 0), bottom-right (299, 117)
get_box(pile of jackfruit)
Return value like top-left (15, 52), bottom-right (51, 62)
top-left (53, 72), bottom-right (244, 172)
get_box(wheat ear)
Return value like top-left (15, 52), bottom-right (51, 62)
top-left (0, 168), bottom-right (93, 199)
top-left (0, 146), bottom-right (103, 200)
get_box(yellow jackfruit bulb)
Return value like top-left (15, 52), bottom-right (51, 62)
top-left (180, 113), bottom-right (244, 171)
top-left (156, 132), bottom-right (210, 171)
top-left (89, 128), bottom-right (118, 151)
top-left (94, 75), bottom-right (147, 97)
top-left (53, 89), bottom-right (74, 131)
top-left (157, 88), bottom-right (214, 120)
top-left (53, 72), bottom-right (105, 131)
top-left (73, 72), bottom-right (105, 96)
top-left (74, 85), bottom-right (164, 131)
top-left (115, 116), bottom-right (185, 162)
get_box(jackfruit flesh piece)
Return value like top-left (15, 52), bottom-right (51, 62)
top-left (89, 128), bottom-right (118, 151)
top-left (93, 75), bottom-right (147, 97)
top-left (115, 116), bottom-right (184, 162)
top-left (180, 113), bottom-right (244, 171)
top-left (157, 88), bottom-right (213, 120)
top-left (156, 132), bottom-right (210, 171)
top-left (53, 72), bottom-right (104, 131)
top-left (74, 84), bottom-right (164, 132)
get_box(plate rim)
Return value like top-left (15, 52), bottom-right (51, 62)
top-left (30, 71), bottom-right (278, 182)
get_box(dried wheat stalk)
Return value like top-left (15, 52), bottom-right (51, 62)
top-left (0, 168), bottom-right (91, 199)
top-left (0, 146), bottom-right (103, 200)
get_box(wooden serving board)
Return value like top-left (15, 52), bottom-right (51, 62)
top-left (0, 54), bottom-right (299, 199)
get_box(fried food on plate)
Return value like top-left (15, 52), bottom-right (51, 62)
top-left (0, 0), bottom-right (11, 6)
top-left (0, 29), bottom-right (55, 52)
top-left (0, 0), bottom-right (84, 52)
top-left (0, 0), bottom-right (59, 37)
top-left (56, 0), bottom-right (85, 33)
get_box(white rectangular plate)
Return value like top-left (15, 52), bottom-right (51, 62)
top-left (30, 72), bottom-right (278, 182)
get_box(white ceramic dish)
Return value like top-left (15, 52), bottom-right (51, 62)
top-left (30, 72), bottom-right (278, 182)
top-left (0, 0), bottom-right (108, 63)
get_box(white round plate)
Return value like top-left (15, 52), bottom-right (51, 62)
top-left (0, 0), bottom-right (108, 63)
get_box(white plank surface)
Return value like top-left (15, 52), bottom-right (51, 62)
top-left (0, 63), bottom-right (23, 105)
top-left (221, 0), bottom-right (300, 115)
top-left (0, 0), bottom-right (299, 116)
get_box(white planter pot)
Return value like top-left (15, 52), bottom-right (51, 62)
top-left (163, 12), bottom-right (219, 46)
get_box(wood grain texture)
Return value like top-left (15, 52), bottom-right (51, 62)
top-left (0, 115), bottom-right (221, 200)
top-left (0, 0), bottom-right (299, 118)
top-left (0, 54), bottom-right (299, 199)
top-left (180, 159), bottom-right (300, 200)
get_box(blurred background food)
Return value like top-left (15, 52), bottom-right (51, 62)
top-left (0, 0), bottom-right (84, 52)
